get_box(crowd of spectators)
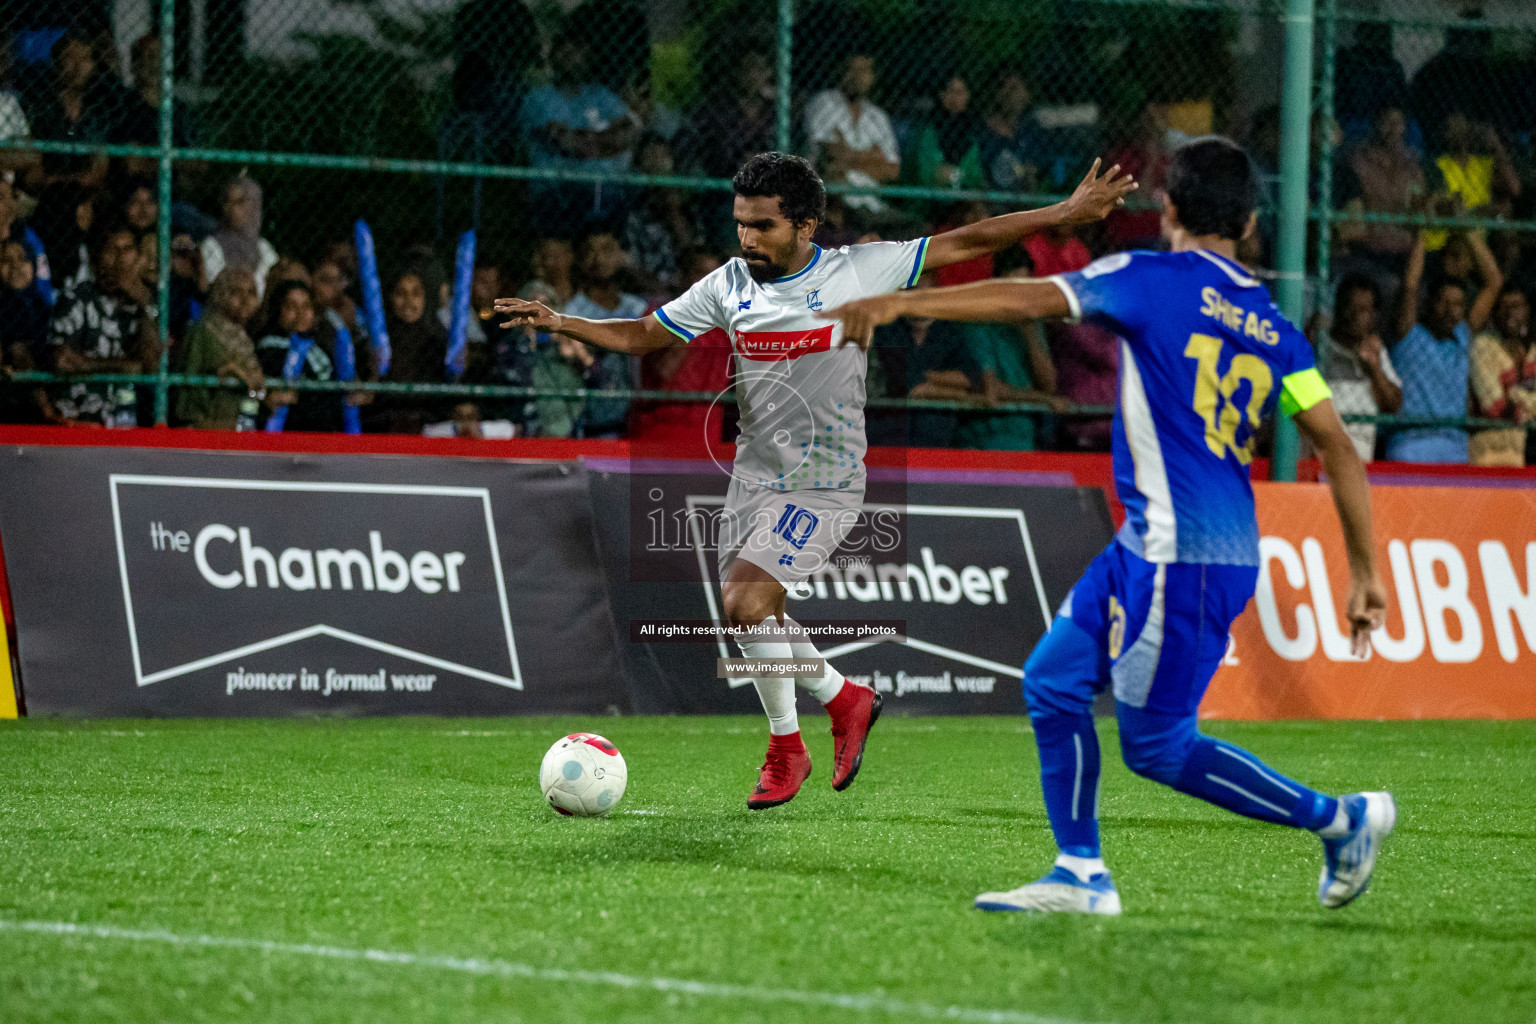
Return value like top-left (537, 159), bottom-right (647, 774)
top-left (0, 10), bottom-right (1533, 465)
top-left (1310, 22), bottom-right (1535, 466)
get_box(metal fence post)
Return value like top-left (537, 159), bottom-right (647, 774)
top-left (1314, 0), bottom-right (1338, 297)
top-left (153, 0), bottom-right (176, 425)
top-left (776, 0), bottom-right (793, 153)
top-left (1272, 0), bottom-right (1315, 482)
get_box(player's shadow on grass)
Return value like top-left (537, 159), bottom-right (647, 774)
top-left (1410, 826), bottom-right (1536, 842)
top-left (1102, 814), bottom-right (1279, 834)
top-left (953, 807), bottom-right (1043, 823)
top-left (520, 816), bottom-right (955, 887)
top-left (1254, 914), bottom-right (1536, 944)
top-left (845, 807), bottom-right (1047, 828)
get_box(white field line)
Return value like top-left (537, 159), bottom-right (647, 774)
top-left (0, 918), bottom-right (1106, 1024)
top-left (22, 730), bottom-right (150, 736)
top-left (437, 730), bottom-right (528, 736)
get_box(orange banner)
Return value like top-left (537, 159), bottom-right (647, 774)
top-left (1203, 482), bottom-right (1536, 720)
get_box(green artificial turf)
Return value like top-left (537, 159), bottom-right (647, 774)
top-left (0, 716), bottom-right (1532, 1024)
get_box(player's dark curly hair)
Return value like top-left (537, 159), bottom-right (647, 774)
top-left (1165, 136), bottom-right (1260, 241)
top-left (733, 152), bottom-right (826, 228)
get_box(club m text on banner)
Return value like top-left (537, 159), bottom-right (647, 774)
top-left (1204, 482), bottom-right (1536, 720)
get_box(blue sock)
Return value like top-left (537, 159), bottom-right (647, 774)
top-left (1173, 736), bottom-right (1338, 830)
top-left (1031, 710), bottom-right (1101, 857)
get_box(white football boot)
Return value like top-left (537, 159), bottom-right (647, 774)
top-left (1318, 791), bottom-right (1396, 909)
top-left (976, 866), bottom-right (1122, 915)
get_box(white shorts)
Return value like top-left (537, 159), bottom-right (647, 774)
top-left (716, 478), bottom-right (865, 587)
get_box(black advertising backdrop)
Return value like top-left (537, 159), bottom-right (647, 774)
top-left (0, 446), bottom-right (626, 715)
top-left (0, 446), bottom-right (1113, 716)
top-left (590, 466), bottom-right (1115, 716)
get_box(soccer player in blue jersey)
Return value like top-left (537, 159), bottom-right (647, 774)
top-left (823, 137), bottom-right (1394, 914)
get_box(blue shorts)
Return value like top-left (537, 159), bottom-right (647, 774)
top-left (1025, 541), bottom-right (1259, 718)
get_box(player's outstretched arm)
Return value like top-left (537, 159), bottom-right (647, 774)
top-left (820, 278), bottom-right (1070, 349)
top-left (921, 159), bottom-right (1137, 271)
top-left (492, 298), bottom-right (678, 356)
top-left (1293, 398), bottom-right (1387, 657)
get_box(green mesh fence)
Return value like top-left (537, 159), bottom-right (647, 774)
top-left (0, 0), bottom-right (1531, 463)
top-left (1315, 0), bottom-right (1536, 466)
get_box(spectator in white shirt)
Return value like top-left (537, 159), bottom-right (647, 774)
top-left (0, 46), bottom-right (32, 182)
top-left (0, 88), bottom-right (28, 141)
top-left (200, 174), bottom-right (279, 298)
top-left (804, 53), bottom-right (899, 213)
top-left (1312, 273), bottom-right (1403, 461)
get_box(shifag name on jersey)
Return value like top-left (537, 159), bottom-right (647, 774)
top-left (735, 325), bottom-right (834, 361)
top-left (1199, 287), bottom-right (1282, 346)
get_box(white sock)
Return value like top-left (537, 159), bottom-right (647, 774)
top-left (753, 677), bottom-right (798, 735)
top-left (737, 629), bottom-right (799, 736)
top-left (782, 616), bottom-right (846, 704)
top-left (1314, 800), bottom-right (1351, 838)
top-left (1054, 854), bottom-right (1108, 883)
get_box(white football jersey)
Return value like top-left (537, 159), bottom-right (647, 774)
top-left (654, 237), bottom-right (929, 491)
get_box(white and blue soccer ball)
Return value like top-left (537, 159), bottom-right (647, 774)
top-left (539, 733), bottom-right (628, 817)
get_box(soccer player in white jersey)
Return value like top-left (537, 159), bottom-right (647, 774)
top-left (496, 152), bottom-right (1135, 809)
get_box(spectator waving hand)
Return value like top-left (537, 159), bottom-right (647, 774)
top-left (1387, 228), bottom-right (1502, 463)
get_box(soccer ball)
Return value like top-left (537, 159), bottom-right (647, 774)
top-left (539, 733), bottom-right (628, 817)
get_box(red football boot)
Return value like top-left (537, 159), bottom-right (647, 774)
top-left (747, 732), bottom-right (812, 809)
top-left (826, 681), bottom-right (882, 791)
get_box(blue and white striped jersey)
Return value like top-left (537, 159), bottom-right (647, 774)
top-left (1049, 249), bottom-right (1331, 566)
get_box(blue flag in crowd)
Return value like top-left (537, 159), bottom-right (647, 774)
top-left (21, 224), bottom-right (53, 306)
top-left (446, 229), bottom-right (476, 381)
top-left (354, 220), bottom-right (390, 377)
top-left (263, 333), bottom-right (313, 433)
top-left (333, 323), bottom-right (363, 434)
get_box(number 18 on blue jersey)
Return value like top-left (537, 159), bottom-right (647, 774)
top-left (1048, 249), bottom-right (1332, 567)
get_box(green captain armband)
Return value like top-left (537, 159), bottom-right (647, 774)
top-left (1278, 367), bottom-right (1332, 416)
